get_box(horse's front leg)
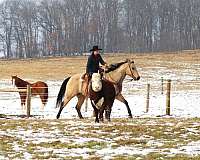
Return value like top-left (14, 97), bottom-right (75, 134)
top-left (75, 95), bottom-right (85, 119)
top-left (116, 94), bottom-right (132, 118)
top-left (20, 93), bottom-right (26, 110)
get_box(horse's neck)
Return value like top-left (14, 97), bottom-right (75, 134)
top-left (15, 78), bottom-right (29, 87)
top-left (105, 66), bottom-right (126, 84)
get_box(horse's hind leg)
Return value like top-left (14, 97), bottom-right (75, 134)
top-left (116, 94), bottom-right (132, 118)
top-left (75, 95), bottom-right (85, 119)
top-left (40, 95), bottom-right (47, 110)
top-left (56, 97), bottom-right (72, 119)
top-left (40, 90), bottom-right (48, 110)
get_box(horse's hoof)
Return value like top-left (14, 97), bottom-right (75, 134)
top-left (56, 115), bottom-right (60, 119)
top-left (128, 115), bottom-right (133, 118)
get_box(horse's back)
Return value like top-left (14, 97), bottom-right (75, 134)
top-left (32, 81), bottom-right (48, 88)
top-left (65, 73), bottom-right (84, 96)
top-left (31, 81), bottom-right (48, 96)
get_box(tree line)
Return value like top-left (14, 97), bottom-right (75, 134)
top-left (0, 0), bottom-right (200, 58)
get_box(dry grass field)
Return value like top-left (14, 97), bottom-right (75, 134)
top-left (0, 50), bottom-right (199, 81)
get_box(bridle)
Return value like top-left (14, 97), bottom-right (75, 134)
top-left (127, 60), bottom-right (136, 82)
top-left (102, 60), bottom-right (137, 84)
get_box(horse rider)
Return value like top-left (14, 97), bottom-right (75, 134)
top-left (86, 45), bottom-right (107, 77)
top-left (82, 45), bottom-right (108, 95)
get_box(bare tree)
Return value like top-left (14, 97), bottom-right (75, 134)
top-left (0, 0), bottom-right (15, 58)
top-left (0, 0), bottom-right (200, 58)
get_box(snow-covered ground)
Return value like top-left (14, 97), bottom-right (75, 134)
top-left (0, 66), bottom-right (200, 159)
top-left (0, 76), bottom-right (199, 119)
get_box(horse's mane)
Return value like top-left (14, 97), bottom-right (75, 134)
top-left (105, 60), bottom-right (128, 73)
top-left (12, 76), bottom-right (30, 87)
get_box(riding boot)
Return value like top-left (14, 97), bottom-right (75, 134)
top-left (81, 73), bottom-right (87, 82)
top-left (82, 73), bottom-right (91, 97)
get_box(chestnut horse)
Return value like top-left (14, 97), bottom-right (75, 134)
top-left (11, 76), bottom-right (48, 109)
top-left (56, 59), bottom-right (140, 119)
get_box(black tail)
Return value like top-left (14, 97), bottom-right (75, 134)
top-left (56, 77), bottom-right (71, 108)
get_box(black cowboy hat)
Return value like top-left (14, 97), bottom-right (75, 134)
top-left (89, 45), bottom-right (102, 52)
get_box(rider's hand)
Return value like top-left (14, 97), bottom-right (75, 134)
top-left (104, 63), bottom-right (108, 68)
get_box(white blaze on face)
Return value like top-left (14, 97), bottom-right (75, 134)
top-left (91, 73), bottom-right (102, 92)
top-left (12, 78), bottom-right (15, 87)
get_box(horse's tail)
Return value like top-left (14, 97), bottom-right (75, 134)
top-left (56, 77), bottom-right (71, 108)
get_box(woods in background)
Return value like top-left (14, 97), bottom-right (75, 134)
top-left (0, 0), bottom-right (200, 58)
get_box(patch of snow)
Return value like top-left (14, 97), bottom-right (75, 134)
top-left (180, 141), bottom-right (200, 156)
top-left (0, 79), bottom-right (199, 119)
top-left (96, 146), bottom-right (156, 156)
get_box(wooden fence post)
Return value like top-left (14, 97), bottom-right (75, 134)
top-left (161, 77), bottom-right (164, 94)
top-left (146, 84), bottom-right (150, 113)
top-left (166, 80), bottom-right (171, 115)
top-left (26, 85), bottom-right (31, 117)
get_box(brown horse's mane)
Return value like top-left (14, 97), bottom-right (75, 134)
top-left (105, 60), bottom-right (128, 73)
top-left (12, 76), bottom-right (30, 88)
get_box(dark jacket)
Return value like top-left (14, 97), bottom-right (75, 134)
top-left (86, 53), bottom-right (106, 74)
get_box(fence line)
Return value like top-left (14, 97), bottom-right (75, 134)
top-left (0, 85), bottom-right (32, 117)
top-left (0, 88), bottom-right (27, 92)
top-left (0, 79), bottom-right (199, 118)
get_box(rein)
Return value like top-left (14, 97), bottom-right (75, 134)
top-left (102, 60), bottom-right (136, 84)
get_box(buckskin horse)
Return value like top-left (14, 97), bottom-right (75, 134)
top-left (56, 59), bottom-right (140, 119)
top-left (12, 75), bottom-right (48, 109)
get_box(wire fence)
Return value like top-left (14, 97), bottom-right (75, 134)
top-left (0, 78), bottom-right (199, 118)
